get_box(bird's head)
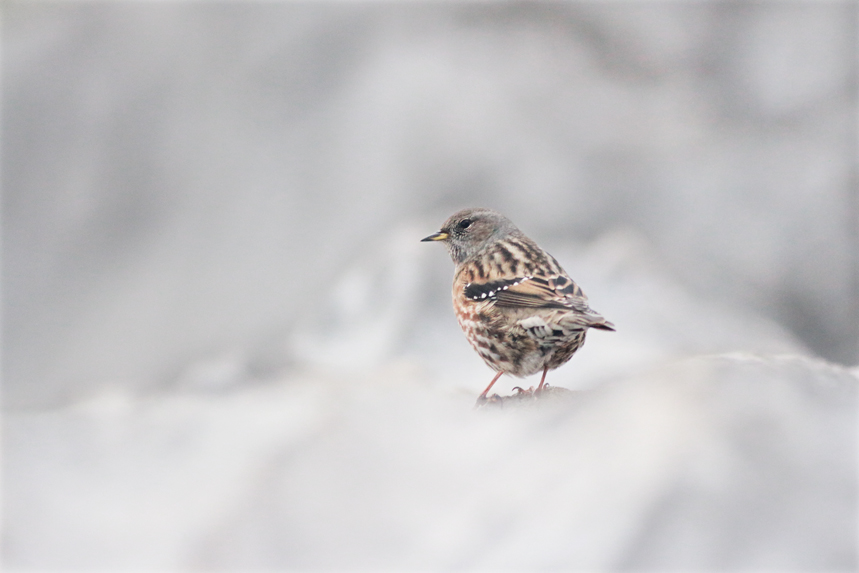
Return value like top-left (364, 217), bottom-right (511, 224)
top-left (421, 208), bottom-right (518, 264)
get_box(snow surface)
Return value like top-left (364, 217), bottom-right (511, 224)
top-left (5, 355), bottom-right (856, 570)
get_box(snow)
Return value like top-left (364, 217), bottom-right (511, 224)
top-left (5, 354), bottom-right (855, 569)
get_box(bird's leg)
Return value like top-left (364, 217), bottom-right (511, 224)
top-left (535, 366), bottom-right (549, 394)
top-left (477, 371), bottom-right (504, 402)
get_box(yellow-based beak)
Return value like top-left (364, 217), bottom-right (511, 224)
top-left (421, 231), bottom-right (448, 242)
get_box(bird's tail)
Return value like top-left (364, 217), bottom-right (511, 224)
top-left (590, 319), bottom-right (616, 331)
top-left (587, 313), bottom-right (616, 331)
top-left (558, 308), bottom-right (616, 332)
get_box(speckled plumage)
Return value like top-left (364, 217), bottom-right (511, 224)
top-left (422, 208), bottom-right (615, 401)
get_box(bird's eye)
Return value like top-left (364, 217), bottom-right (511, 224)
top-left (458, 219), bottom-right (473, 230)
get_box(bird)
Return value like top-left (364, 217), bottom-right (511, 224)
top-left (422, 207), bottom-right (615, 403)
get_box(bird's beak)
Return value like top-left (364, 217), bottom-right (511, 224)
top-left (421, 231), bottom-right (449, 242)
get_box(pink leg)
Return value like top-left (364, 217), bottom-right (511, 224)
top-left (478, 371), bottom-right (504, 400)
top-left (536, 366), bottom-right (549, 393)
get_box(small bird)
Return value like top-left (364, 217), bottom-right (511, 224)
top-left (422, 208), bottom-right (615, 402)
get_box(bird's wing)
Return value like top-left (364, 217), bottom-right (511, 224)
top-left (494, 275), bottom-right (589, 310)
top-left (463, 277), bottom-right (540, 303)
top-left (464, 275), bottom-right (616, 331)
top-left (464, 275), bottom-right (583, 309)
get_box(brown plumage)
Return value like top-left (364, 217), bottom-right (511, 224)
top-left (422, 208), bottom-right (615, 402)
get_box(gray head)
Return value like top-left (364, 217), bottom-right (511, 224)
top-left (421, 208), bottom-right (520, 264)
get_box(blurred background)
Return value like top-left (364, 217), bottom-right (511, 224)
top-left (3, 2), bottom-right (857, 571)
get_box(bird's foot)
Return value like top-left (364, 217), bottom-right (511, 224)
top-left (474, 393), bottom-right (502, 409)
top-left (513, 384), bottom-right (553, 398)
top-left (535, 382), bottom-right (551, 396)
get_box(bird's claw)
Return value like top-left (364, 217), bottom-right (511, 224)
top-left (474, 393), bottom-right (502, 408)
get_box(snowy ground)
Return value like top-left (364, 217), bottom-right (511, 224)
top-left (5, 354), bottom-right (857, 570)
